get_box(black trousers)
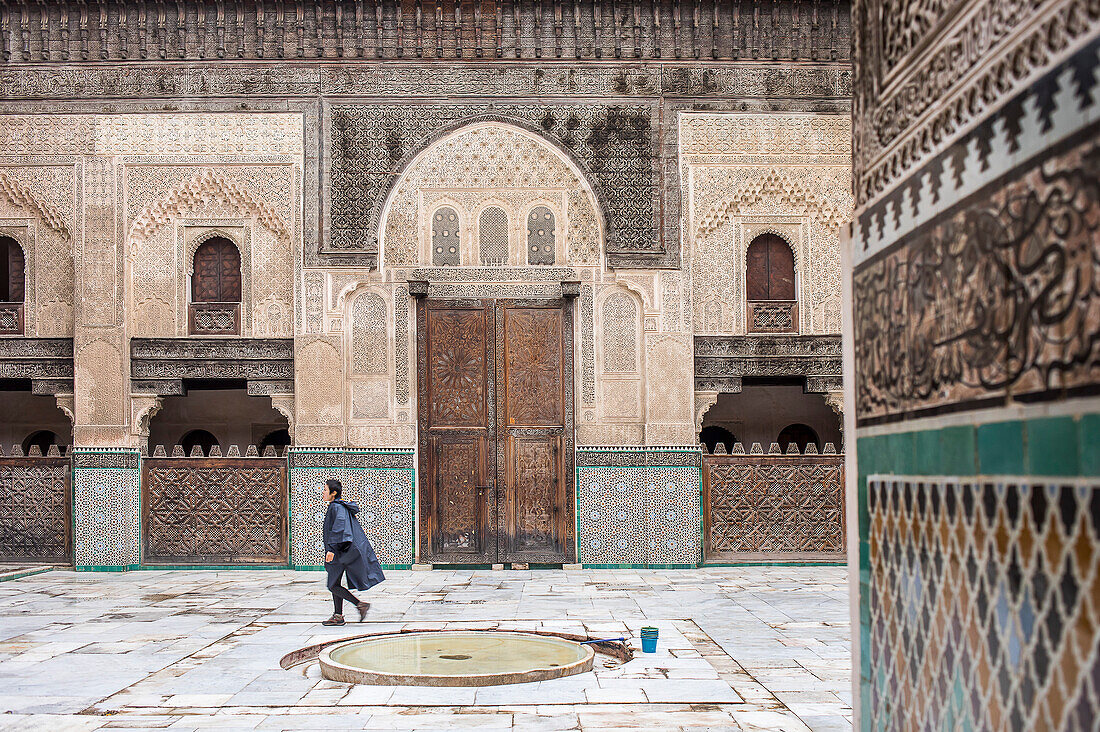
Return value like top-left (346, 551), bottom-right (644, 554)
top-left (329, 567), bottom-right (359, 614)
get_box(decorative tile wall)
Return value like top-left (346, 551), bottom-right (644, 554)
top-left (866, 476), bottom-right (1100, 731)
top-left (72, 448), bottom-right (142, 570)
top-left (575, 447), bottom-right (701, 567)
top-left (288, 448), bottom-right (415, 569)
top-left (849, 9), bottom-right (1100, 732)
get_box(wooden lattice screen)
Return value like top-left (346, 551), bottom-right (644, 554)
top-left (703, 445), bottom-right (845, 560)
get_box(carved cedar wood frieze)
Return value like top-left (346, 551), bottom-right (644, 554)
top-left (0, 1), bottom-right (850, 64)
top-left (130, 337), bottom-right (294, 396)
top-left (0, 337), bottom-right (74, 393)
top-left (694, 335), bottom-right (842, 392)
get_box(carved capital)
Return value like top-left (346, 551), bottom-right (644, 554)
top-left (130, 394), bottom-right (165, 438)
top-left (824, 391), bottom-right (844, 421)
top-left (694, 390), bottom-right (719, 433)
top-left (269, 394), bottom-right (295, 431)
top-left (53, 393), bottom-right (76, 426)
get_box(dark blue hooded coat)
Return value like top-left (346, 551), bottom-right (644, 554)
top-left (323, 499), bottom-right (385, 592)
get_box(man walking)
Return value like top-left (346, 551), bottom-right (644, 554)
top-left (320, 478), bottom-right (385, 626)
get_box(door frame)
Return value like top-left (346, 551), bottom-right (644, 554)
top-left (415, 295), bottom-right (576, 565)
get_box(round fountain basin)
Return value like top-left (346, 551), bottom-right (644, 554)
top-left (319, 631), bottom-right (595, 686)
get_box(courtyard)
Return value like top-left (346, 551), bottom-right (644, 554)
top-left (0, 567), bottom-right (849, 731)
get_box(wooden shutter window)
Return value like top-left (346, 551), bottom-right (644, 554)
top-left (0, 238), bottom-right (25, 302)
top-left (746, 234), bottom-right (795, 301)
top-left (192, 237), bottom-right (242, 303)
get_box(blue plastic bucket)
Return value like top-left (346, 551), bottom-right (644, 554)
top-left (641, 636), bottom-right (658, 653)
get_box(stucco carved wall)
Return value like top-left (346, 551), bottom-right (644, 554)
top-left (0, 112), bottom-right (302, 446)
top-left (380, 123), bottom-right (602, 269)
top-left (682, 113), bottom-right (852, 336)
top-left (0, 168), bottom-right (76, 337)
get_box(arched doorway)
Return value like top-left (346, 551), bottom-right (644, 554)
top-left (180, 429), bottom-right (219, 457)
top-left (777, 423), bottom-right (821, 453)
top-left (22, 430), bottom-right (61, 456)
top-left (700, 425), bottom-right (737, 454)
top-left (258, 428), bottom-right (291, 455)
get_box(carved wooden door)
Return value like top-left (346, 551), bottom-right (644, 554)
top-left (497, 302), bottom-right (571, 563)
top-left (418, 298), bottom-right (574, 565)
top-left (418, 301), bottom-right (496, 563)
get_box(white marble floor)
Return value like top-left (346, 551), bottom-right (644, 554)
top-left (0, 567), bottom-right (851, 731)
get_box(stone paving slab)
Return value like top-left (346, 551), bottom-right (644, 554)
top-left (0, 568), bottom-right (850, 730)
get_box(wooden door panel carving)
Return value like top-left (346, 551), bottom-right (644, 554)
top-left (418, 298), bottom-right (574, 565)
top-left (507, 436), bottom-right (561, 555)
top-left (427, 308), bottom-right (488, 428)
top-left (432, 436), bottom-right (488, 555)
top-left (503, 307), bottom-right (564, 426)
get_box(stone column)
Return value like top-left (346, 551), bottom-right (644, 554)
top-left (74, 156), bottom-right (131, 448)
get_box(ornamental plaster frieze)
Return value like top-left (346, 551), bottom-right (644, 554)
top-left (128, 168), bottom-right (292, 244)
top-left (0, 113), bottom-right (303, 157)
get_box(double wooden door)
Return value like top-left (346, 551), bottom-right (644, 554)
top-left (417, 298), bottom-right (574, 565)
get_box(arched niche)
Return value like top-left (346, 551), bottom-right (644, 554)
top-left (378, 122), bottom-right (603, 269)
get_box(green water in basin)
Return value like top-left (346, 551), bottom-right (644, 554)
top-left (327, 631), bottom-right (588, 676)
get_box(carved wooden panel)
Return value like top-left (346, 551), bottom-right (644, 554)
top-left (506, 436), bottom-right (561, 555)
top-left (192, 237), bottom-right (242, 303)
top-left (426, 307), bottom-right (488, 428)
top-left (503, 307), bottom-right (564, 427)
top-left (703, 454), bottom-right (845, 558)
top-left (432, 436), bottom-right (488, 555)
top-left (497, 302), bottom-right (572, 563)
top-left (0, 458), bottom-right (70, 561)
top-left (418, 301), bottom-right (495, 564)
top-left (142, 457), bottom-right (287, 564)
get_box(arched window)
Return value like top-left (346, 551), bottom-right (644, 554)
top-left (432, 207), bottom-right (460, 266)
top-left (180, 429), bottom-right (219, 457)
top-left (0, 237), bottom-right (25, 335)
top-left (527, 206), bottom-right (555, 265)
top-left (192, 237), bottom-right (241, 302)
top-left (746, 234), bottom-right (795, 301)
top-left (777, 423), bottom-right (820, 453)
top-left (746, 234), bottom-right (797, 332)
top-left (190, 237), bottom-right (242, 335)
top-left (478, 206), bottom-right (509, 265)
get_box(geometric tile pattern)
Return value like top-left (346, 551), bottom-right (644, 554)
top-left (288, 449), bottom-right (415, 569)
top-left (576, 447), bottom-right (701, 566)
top-left (71, 449), bottom-right (142, 570)
top-left (867, 475), bottom-right (1100, 731)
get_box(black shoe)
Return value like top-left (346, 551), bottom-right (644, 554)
top-left (322, 614), bottom-right (345, 626)
top-left (357, 602), bottom-right (371, 622)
